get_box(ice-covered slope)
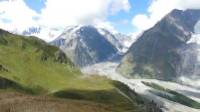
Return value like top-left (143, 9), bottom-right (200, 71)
top-left (82, 62), bottom-right (200, 112)
top-left (98, 28), bottom-right (133, 53)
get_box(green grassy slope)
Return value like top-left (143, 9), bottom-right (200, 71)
top-left (0, 75), bottom-right (162, 112)
top-left (0, 29), bottom-right (80, 93)
top-left (0, 29), bottom-right (162, 112)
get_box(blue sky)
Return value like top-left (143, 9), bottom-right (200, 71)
top-left (107, 0), bottom-right (150, 33)
top-left (23, 0), bottom-right (150, 34)
top-left (0, 0), bottom-right (153, 41)
top-left (1, 0), bottom-right (198, 41)
top-left (24, 0), bottom-right (46, 13)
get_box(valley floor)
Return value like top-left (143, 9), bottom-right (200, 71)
top-left (82, 62), bottom-right (200, 112)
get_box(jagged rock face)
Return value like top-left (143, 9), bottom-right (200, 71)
top-left (97, 28), bottom-right (132, 53)
top-left (176, 21), bottom-right (200, 87)
top-left (118, 9), bottom-right (200, 83)
top-left (51, 26), bottom-right (118, 67)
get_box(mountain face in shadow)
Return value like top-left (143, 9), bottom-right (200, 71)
top-left (118, 9), bottom-right (200, 85)
top-left (51, 25), bottom-right (119, 67)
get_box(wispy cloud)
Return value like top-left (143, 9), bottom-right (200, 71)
top-left (0, 0), bottom-right (39, 32)
top-left (0, 0), bottom-right (131, 41)
top-left (132, 0), bottom-right (200, 35)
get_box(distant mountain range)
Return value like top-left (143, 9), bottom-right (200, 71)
top-left (10, 26), bottom-right (63, 42)
top-left (118, 9), bottom-right (200, 87)
top-left (22, 27), bottom-right (41, 35)
top-left (4, 9), bottom-right (200, 88)
top-left (51, 25), bottom-right (132, 67)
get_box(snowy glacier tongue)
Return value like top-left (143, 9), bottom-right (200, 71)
top-left (81, 62), bottom-right (200, 112)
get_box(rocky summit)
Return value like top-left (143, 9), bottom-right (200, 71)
top-left (51, 25), bottom-right (120, 67)
top-left (118, 9), bottom-right (200, 87)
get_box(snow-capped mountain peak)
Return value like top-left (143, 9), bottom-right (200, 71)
top-left (51, 25), bottom-right (119, 67)
top-left (53, 25), bottom-right (133, 54)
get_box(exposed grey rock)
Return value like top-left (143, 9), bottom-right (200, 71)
top-left (118, 9), bottom-right (200, 82)
top-left (51, 25), bottom-right (118, 67)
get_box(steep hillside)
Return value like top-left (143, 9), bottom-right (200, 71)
top-left (0, 29), bottom-right (162, 112)
top-left (0, 76), bottom-right (162, 112)
top-left (118, 9), bottom-right (200, 84)
top-left (0, 29), bottom-right (80, 93)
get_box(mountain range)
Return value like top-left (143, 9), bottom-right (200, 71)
top-left (1, 7), bottom-right (200, 112)
top-left (51, 25), bottom-right (132, 67)
top-left (19, 9), bottom-right (200, 87)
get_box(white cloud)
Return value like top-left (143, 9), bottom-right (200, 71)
top-left (40, 0), bottom-right (131, 28)
top-left (178, 0), bottom-right (200, 10)
top-left (132, 14), bottom-right (152, 31)
top-left (110, 0), bottom-right (130, 14)
top-left (0, 0), bottom-right (131, 41)
top-left (0, 0), bottom-right (39, 33)
top-left (40, 0), bottom-right (107, 28)
top-left (39, 0), bottom-right (131, 41)
top-left (95, 20), bottom-right (118, 34)
top-left (132, 0), bottom-right (200, 35)
top-left (34, 27), bottom-right (62, 41)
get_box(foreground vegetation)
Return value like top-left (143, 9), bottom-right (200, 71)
top-left (0, 29), bottom-right (162, 112)
top-left (0, 29), bottom-right (80, 94)
top-left (142, 81), bottom-right (200, 109)
top-left (0, 75), bottom-right (163, 112)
